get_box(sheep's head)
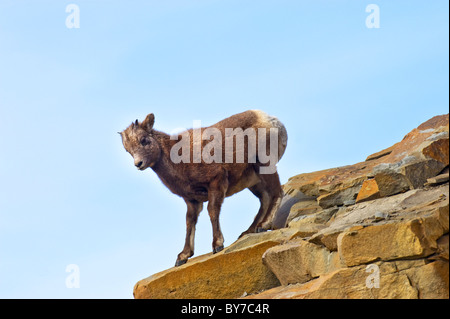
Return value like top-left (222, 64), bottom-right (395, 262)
top-left (120, 113), bottom-right (161, 170)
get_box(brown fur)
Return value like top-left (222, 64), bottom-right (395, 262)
top-left (120, 110), bottom-right (287, 266)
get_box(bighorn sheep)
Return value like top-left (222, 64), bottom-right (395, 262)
top-left (120, 110), bottom-right (287, 266)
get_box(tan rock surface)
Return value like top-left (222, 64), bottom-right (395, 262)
top-left (134, 240), bottom-right (280, 299)
top-left (283, 114), bottom-right (449, 211)
top-left (262, 239), bottom-right (342, 285)
top-left (356, 179), bottom-right (381, 203)
top-left (337, 210), bottom-right (446, 267)
top-left (247, 259), bottom-right (449, 299)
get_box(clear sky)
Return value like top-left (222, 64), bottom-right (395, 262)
top-left (0, 1), bottom-right (448, 298)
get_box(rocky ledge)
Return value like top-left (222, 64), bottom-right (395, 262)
top-left (134, 114), bottom-right (449, 299)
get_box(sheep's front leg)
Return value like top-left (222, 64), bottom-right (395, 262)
top-left (207, 173), bottom-right (228, 254)
top-left (175, 200), bottom-right (203, 267)
top-left (208, 193), bottom-right (224, 253)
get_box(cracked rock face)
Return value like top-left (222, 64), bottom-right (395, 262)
top-left (279, 113), bottom-right (448, 226)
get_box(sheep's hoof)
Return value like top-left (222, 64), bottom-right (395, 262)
top-left (175, 259), bottom-right (187, 267)
top-left (256, 227), bottom-right (267, 233)
top-left (213, 245), bottom-right (224, 254)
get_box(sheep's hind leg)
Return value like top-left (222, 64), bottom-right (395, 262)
top-left (256, 172), bottom-right (283, 231)
top-left (239, 182), bottom-right (270, 238)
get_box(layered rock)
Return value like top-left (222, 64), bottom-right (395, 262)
top-left (280, 114), bottom-right (448, 213)
top-left (247, 259), bottom-right (448, 299)
top-left (134, 229), bottom-right (298, 299)
top-left (133, 114), bottom-right (449, 299)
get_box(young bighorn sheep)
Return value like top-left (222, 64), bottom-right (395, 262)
top-left (120, 110), bottom-right (288, 266)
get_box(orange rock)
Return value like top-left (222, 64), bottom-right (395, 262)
top-left (417, 114), bottom-right (449, 131)
top-left (365, 144), bottom-right (395, 161)
top-left (283, 114), bottom-right (449, 203)
top-left (355, 179), bottom-right (381, 203)
top-left (337, 206), bottom-right (449, 267)
top-left (133, 240), bottom-right (280, 299)
top-left (246, 261), bottom-right (423, 299)
top-left (422, 138), bottom-right (449, 166)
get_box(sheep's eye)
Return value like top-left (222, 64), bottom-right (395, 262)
top-left (140, 137), bottom-right (150, 146)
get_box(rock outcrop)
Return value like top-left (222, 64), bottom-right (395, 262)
top-left (134, 114), bottom-right (449, 299)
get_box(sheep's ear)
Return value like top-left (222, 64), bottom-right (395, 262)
top-left (142, 113), bottom-right (155, 131)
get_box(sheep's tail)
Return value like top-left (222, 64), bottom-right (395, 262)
top-left (252, 110), bottom-right (288, 162)
top-left (272, 116), bottom-right (288, 161)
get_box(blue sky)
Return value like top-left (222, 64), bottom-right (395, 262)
top-left (0, 1), bottom-right (448, 298)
